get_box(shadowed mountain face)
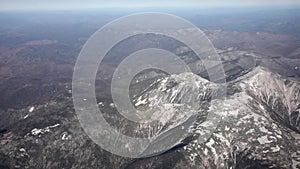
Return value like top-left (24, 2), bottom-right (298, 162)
top-left (126, 67), bottom-right (300, 169)
top-left (0, 9), bottom-right (300, 169)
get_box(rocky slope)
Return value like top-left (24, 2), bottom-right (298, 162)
top-left (0, 67), bottom-right (299, 169)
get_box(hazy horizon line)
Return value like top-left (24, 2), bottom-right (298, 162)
top-left (1, 5), bottom-right (300, 12)
top-left (2, 0), bottom-right (300, 11)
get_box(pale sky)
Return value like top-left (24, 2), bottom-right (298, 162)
top-left (1, 0), bottom-right (300, 11)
